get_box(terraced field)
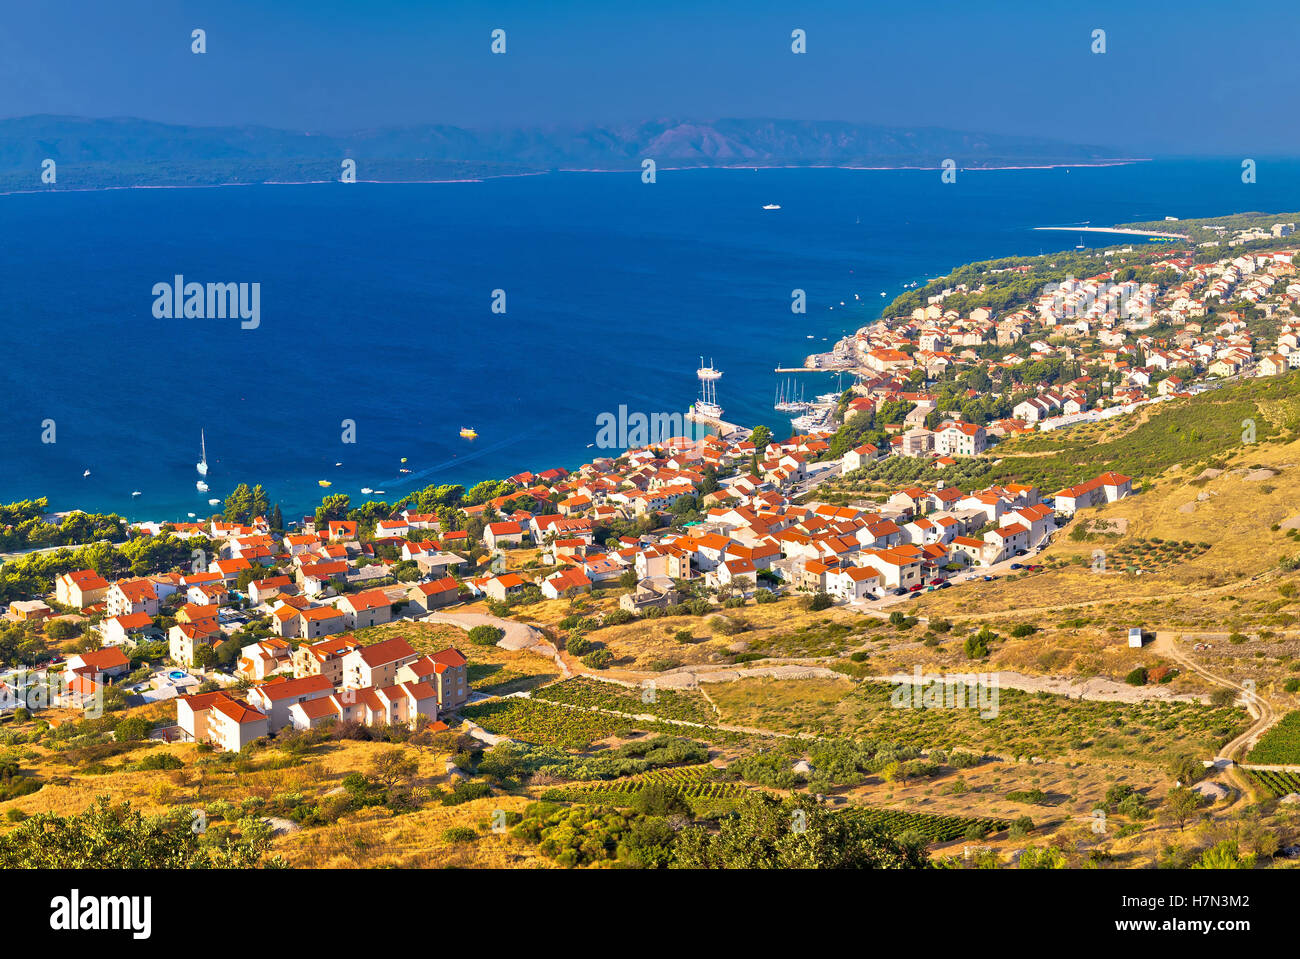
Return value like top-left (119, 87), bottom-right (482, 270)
top-left (1246, 711), bottom-right (1300, 765)
top-left (462, 698), bottom-right (739, 749)
top-left (541, 765), bottom-right (748, 809)
top-left (1245, 768), bottom-right (1300, 799)
top-left (532, 677), bottom-right (717, 724)
top-left (847, 806), bottom-right (1009, 843)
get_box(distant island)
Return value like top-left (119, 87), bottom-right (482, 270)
top-left (0, 115), bottom-right (1141, 192)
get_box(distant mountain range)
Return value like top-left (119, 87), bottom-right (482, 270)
top-left (0, 115), bottom-right (1141, 190)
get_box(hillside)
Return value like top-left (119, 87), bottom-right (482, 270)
top-left (0, 115), bottom-right (1138, 191)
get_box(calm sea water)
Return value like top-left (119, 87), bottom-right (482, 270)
top-left (1, 159), bottom-right (1296, 522)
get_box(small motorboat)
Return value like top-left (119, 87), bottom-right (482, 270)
top-left (318, 480), bottom-right (332, 488)
top-left (460, 427), bottom-right (478, 439)
top-left (83, 469), bottom-right (91, 477)
top-left (361, 487), bottom-right (373, 495)
top-left (132, 491), bottom-right (142, 497)
top-left (762, 203), bottom-right (780, 210)
top-left (207, 498), bottom-right (220, 506)
top-left (196, 480), bottom-right (208, 492)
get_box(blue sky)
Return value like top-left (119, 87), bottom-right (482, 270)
top-left (1, 0), bottom-right (1297, 153)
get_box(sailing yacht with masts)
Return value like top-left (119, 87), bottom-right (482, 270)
top-left (690, 358), bottom-right (724, 419)
top-left (196, 430), bottom-right (209, 476)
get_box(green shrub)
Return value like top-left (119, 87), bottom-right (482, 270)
top-left (468, 625), bottom-right (505, 646)
top-left (581, 649), bottom-right (614, 670)
top-left (805, 592), bottom-right (833, 612)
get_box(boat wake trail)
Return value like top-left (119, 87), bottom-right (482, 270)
top-left (377, 432), bottom-right (530, 489)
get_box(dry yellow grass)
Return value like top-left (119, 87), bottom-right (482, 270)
top-left (2, 727), bottom-right (559, 868)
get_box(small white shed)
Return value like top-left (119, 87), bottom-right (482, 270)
top-left (1128, 627), bottom-right (1144, 648)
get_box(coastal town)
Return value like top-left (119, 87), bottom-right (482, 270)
top-left (4, 214), bottom-right (1300, 873)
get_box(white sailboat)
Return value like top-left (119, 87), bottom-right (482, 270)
top-left (196, 430), bottom-right (209, 476)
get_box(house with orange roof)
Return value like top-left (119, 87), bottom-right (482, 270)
top-left (396, 647), bottom-right (470, 709)
top-left (248, 575), bottom-right (293, 604)
top-left (1051, 471), bottom-right (1133, 517)
top-left (101, 611), bottom-right (154, 648)
top-left (297, 560), bottom-right (349, 597)
top-left (483, 572), bottom-right (528, 603)
top-left (236, 638), bottom-right (293, 682)
top-left (342, 636), bottom-right (419, 690)
top-left (55, 569), bottom-right (110, 609)
top-left (337, 588), bottom-right (394, 630)
top-left (407, 576), bottom-right (462, 612)
top-left (484, 520), bottom-right (526, 549)
top-left (292, 634), bottom-right (362, 685)
top-left (983, 522), bottom-right (1030, 563)
top-left (66, 646), bottom-right (130, 682)
top-left (541, 567), bottom-right (593, 600)
top-left (859, 547), bottom-right (924, 590)
top-left (177, 690), bottom-right (268, 750)
top-left (1000, 503), bottom-right (1056, 547)
top-left (246, 674), bottom-right (335, 732)
top-left (298, 604), bottom-right (346, 640)
top-left (187, 581), bottom-right (230, 607)
top-left (827, 564), bottom-right (882, 602)
top-left (289, 682), bottom-right (443, 731)
top-left (105, 578), bottom-right (158, 618)
top-left (283, 533), bottom-right (318, 555)
top-left (713, 557), bottom-right (757, 590)
top-left (169, 619), bottom-right (222, 667)
top-left (375, 518), bottom-right (410, 538)
top-left (327, 520), bottom-right (359, 542)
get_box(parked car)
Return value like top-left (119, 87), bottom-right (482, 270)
top-left (892, 587), bottom-right (907, 596)
top-left (1009, 563), bottom-right (1023, 570)
top-left (908, 584), bottom-right (923, 592)
top-left (938, 581), bottom-right (952, 589)
top-left (928, 578), bottom-right (944, 586)
top-left (981, 575), bottom-right (994, 582)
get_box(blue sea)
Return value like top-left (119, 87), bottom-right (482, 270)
top-left (2, 158), bottom-right (1297, 523)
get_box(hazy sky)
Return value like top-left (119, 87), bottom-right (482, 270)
top-left (1, 0), bottom-right (1297, 154)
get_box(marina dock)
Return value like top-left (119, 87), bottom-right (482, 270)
top-left (686, 410), bottom-right (748, 442)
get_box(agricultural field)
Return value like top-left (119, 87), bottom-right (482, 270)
top-left (1245, 768), bottom-right (1300, 799)
top-left (706, 677), bottom-right (1249, 763)
top-left (847, 806), bottom-right (1008, 843)
top-left (541, 765), bottom-right (748, 814)
top-left (461, 697), bottom-right (739, 749)
top-left (532, 677), bottom-right (718, 725)
top-left (1246, 711), bottom-right (1300, 765)
top-left (560, 597), bottom-right (871, 675)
